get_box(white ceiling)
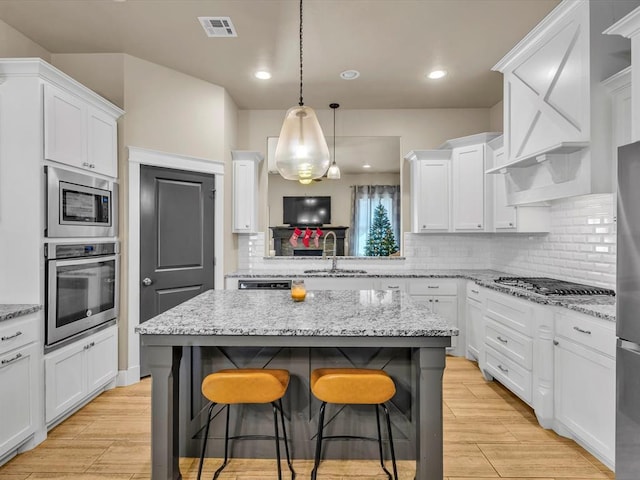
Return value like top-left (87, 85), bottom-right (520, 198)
top-left (0, 0), bottom-right (560, 110)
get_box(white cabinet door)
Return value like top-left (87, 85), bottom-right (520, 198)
top-left (44, 84), bottom-right (86, 169)
top-left (87, 106), bottom-right (118, 177)
top-left (44, 341), bottom-right (86, 424)
top-left (494, 173), bottom-right (517, 230)
top-left (466, 298), bottom-right (483, 361)
top-left (86, 326), bottom-right (118, 393)
top-left (433, 295), bottom-right (458, 350)
top-left (304, 277), bottom-right (378, 290)
top-left (233, 160), bottom-right (254, 232)
top-left (415, 160), bottom-right (450, 232)
top-left (452, 144), bottom-right (485, 231)
top-left (0, 342), bottom-right (38, 456)
top-left (554, 338), bottom-right (615, 465)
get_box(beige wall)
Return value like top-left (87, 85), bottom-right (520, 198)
top-left (239, 108), bottom-right (492, 252)
top-left (490, 101), bottom-right (504, 132)
top-left (0, 18), bottom-right (50, 60)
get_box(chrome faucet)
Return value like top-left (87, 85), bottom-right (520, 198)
top-left (323, 231), bottom-right (338, 271)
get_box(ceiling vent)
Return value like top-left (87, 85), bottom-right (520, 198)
top-left (198, 17), bottom-right (237, 37)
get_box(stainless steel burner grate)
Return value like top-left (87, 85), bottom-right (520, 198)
top-left (494, 277), bottom-right (615, 296)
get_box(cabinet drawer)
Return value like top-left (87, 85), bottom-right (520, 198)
top-left (466, 282), bottom-right (482, 302)
top-left (0, 314), bottom-right (39, 356)
top-left (485, 319), bottom-right (532, 369)
top-left (485, 291), bottom-right (534, 336)
top-left (485, 345), bottom-right (532, 405)
top-left (378, 278), bottom-right (408, 291)
top-left (408, 279), bottom-right (457, 296)
top-left (555, 311), bottom-right (615, 357)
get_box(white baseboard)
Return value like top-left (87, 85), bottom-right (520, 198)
top-left (117, 365), bottom-right (141, 386)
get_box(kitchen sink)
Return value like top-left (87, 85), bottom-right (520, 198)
top-left (303, 268), bottom-right (368, 274)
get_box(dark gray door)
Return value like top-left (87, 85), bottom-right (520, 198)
top-left (140, 165), bottom-right (215, 376)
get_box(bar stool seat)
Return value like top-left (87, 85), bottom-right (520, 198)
top-left (310, 368), bottom-right (398, 480)
top-left (198, 368), bottom-right (295, 480)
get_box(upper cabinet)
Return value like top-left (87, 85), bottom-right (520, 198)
top-left (406, 150), bottom-right (450, 233)
top-left (232, 150), bottom-right (263, 233)
top-left (491, 0), bottom-right (639, 204)
top-left (44, 84), bottom-right (118, 178)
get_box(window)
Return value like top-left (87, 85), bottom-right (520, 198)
top-left (349, 185), bottom-right (400, 256)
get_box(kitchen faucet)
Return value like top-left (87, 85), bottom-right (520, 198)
top-left (323, 231), bottom-right (338, 271)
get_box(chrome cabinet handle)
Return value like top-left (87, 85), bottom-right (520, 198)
top-left (509, 222), bottom-right (514, 227)
top-left (477, 224), bottom-right (482, 228)
top-left (434, 299), bottom-right (439, 302)
top-left (142, 277), bottom-right (153, 286)
top-left (553, 340), bottom-right (559, 346)
top-left (82, 162), bottom-right (90, 167)
top-left (497, 336), bottom-right (508, 344)
top-left (573, 326), bottom-right (592, 335)
top-left (1, 331), bottom-right (22, 341)
top-left (427, 285), bottom-right (439, 289)
top-left (497, 364), bottom-right (509, 374)
top-left (1, 353), bottom-right (22, 365)
top-left (84, 341), bottom-right (96, 350)
top-left (471, 289), bottom-right (479, 294)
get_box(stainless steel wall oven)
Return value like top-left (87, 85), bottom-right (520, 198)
top-left (46, 166), bottom-right (117, 238)
top-left (45, 242), bottom-right (119, 351)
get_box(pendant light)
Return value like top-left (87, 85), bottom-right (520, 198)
top-left (326, 103), bottom-right (341, 179)
top-left (274, 0), bottom-right (330, 184)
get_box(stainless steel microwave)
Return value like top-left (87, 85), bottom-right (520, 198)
top-left (46, 166), bottom-right (117, 238)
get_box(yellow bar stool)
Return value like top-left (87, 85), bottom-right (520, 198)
top-left (197, 369), bottom-right (296, 480)
top-left (310, 368), bottom-right (398, 480)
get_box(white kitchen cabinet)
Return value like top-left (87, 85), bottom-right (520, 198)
top-left (0, 313), bottom-right (40, 462)
top-left (405, 151), bottom-right (450, 233)
top-left (231, 151), bottom-right (263, 233)
top-left (488, 136), bottom-right (551, 233)
top-left (465, 282), bottom-right (484, 362)
top-left (44, 324), bottom-right (117, 426)
top-left (493, 0), bottom-right (637, 204)
top-left (44, 83), bottom-right (119, 178)
top-left (452, 144), bottom-right (485, 231)
top-left (553, 310), bottom-right (615, 469)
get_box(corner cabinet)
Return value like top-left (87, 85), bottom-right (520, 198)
top-left (231, 151), bottom-right (263, 233)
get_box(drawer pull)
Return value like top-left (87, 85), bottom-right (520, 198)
top-left (1, 353), bottom-right (22, 365)
top-left (471, 289), bottom-right (479, 294)
top-left (427, 286), bottom-right (439, 289)
top-left (573, 326), bottom-right (592, 335)
top-left (84, 341), bottom-right (96, 350)
top-left (386, 285), bottom-right (400, 289)
top-left (497, 364), bottom-right (509, 374)
top-left (1, 331), bottom-right (22, 341)
top-left (496, 335), bottom-right (508, 344)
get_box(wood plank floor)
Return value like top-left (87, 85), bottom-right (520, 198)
top-left (0, 357), bottom-right (614, 480)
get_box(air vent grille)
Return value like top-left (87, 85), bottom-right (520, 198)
top-left (198, 17), bottom-right (237, 37)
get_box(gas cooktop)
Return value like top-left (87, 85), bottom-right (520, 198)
top-left (494, 277), bottom-right (615, 296)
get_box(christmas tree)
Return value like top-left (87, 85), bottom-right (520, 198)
top-left (364, 203), bottom-right (399, 256)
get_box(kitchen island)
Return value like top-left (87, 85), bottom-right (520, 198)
top-left (136, 289), bottom-right (458, 480)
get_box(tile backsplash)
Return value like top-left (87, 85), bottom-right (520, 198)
top-left (238, 194), bottom-right (616, 289)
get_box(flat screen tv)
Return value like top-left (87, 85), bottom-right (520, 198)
top-left (283, 196), bottom-right (331, 226)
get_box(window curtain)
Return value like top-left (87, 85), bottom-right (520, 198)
top-left (349, 185), bottom-right (401, 256)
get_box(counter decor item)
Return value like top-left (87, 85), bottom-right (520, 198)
top-left (291, 280), bottom-right (306, 301)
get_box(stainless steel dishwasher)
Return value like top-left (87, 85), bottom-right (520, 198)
top-left (237, 279), bottom-right (292, 290)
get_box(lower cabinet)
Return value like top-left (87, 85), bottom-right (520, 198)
top-left (0, 312), bottom-right (41, 463)
top-left (465, 282), bottom-right (484, 361)
top-left (45, 324), bottom-right (117, 425)
top-left (553, 311), bottom-right (615, 469)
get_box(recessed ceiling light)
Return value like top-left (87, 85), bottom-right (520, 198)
top-left (254, 71), bottom-right (272, 80)
top-left (427, 70), bottom-right (447, 80)
top-left (340, 70), bottom-right (360, 80)
top-left (362, 163), bottom-right (371, 169)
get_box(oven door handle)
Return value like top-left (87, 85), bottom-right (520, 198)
top-left (49, 254), bottom-right (118, 267)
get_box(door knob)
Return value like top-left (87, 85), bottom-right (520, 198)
top-left (142, 277), bottom-right (153, 286)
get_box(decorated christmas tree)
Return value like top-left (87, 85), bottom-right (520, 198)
top-left (364, 203), bottom-right (399, 256)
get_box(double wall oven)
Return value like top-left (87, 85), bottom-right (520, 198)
top-left (44, 166), bottom-right (119, 351)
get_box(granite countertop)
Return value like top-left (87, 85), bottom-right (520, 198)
top-left (226, 269), bottom-right (616, 322)
top-left (136, 289), bottom-right (459, 337)
top-left (0, 304), bottom-right (42, 322)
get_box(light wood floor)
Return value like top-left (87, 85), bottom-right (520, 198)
top-left (0, 357), bottom-right (614, 480)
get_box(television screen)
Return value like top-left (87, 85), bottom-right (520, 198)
top-left (283, 196), bottom-right (331, 226)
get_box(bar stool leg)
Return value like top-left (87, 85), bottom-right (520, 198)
top-left (277, 399), bottom-right (296, 478)
top-left (197, 402), bottom-right (216, 480)
top-left (311, 402), bottom-right (327, 480)
top-left (375, 404), bottom-right (392, 479)
top-left (381, 403), bottom-right (398, 480)
top-left (212, 405), bottom-right (231, 480)
top-left (271, 403), bottom-right (283, 480)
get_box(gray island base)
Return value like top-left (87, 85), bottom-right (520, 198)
top-left (136, 289), bottom-right (458, 480)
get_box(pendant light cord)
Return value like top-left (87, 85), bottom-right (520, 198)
top-left (333, 106), bottom-right (336, 163)
top-left (299, 0), bottom-right (304, 106)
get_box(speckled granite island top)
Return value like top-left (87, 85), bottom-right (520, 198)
top-left (0, 304), bottom-right (41, 322)
top-left (136, 289), bottom-right (458, 337)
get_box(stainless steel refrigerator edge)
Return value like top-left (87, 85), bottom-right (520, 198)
top-left (616, 141), bottom-right (640, 479)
